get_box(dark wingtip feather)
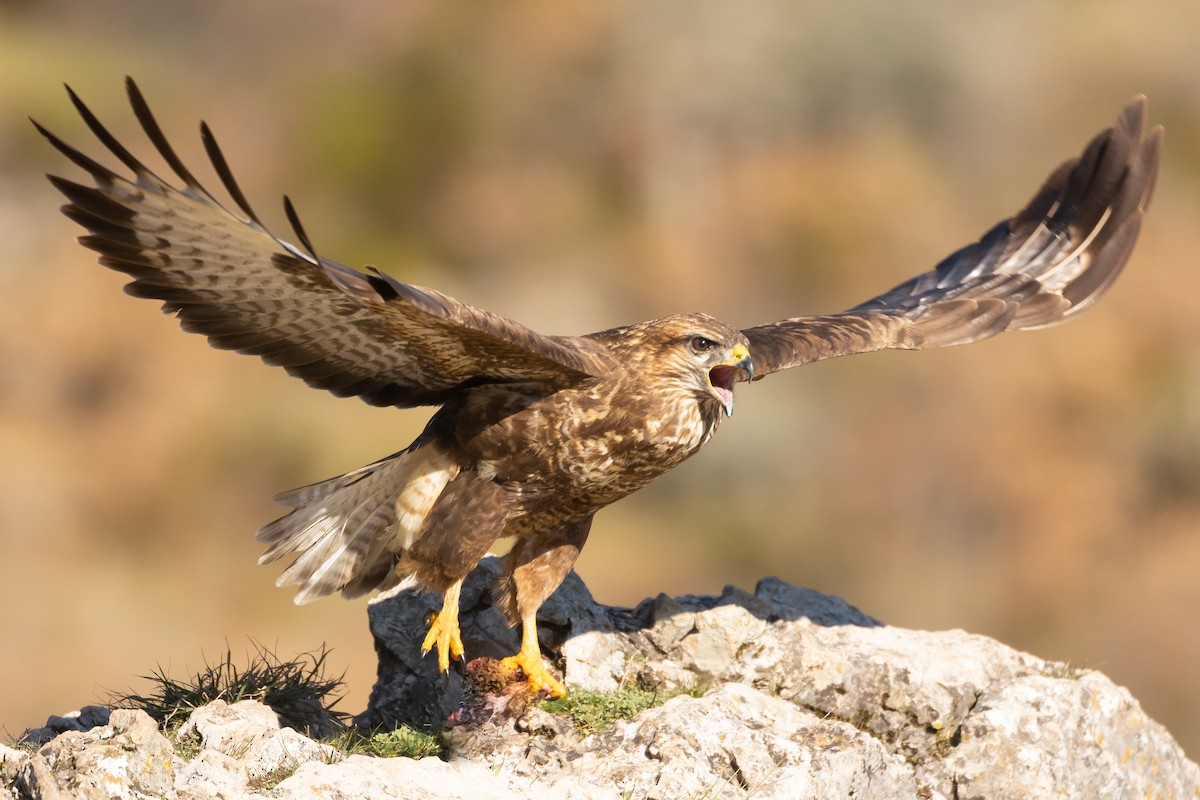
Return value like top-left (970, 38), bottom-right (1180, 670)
top-left (33, 118), bottom-right (124, 184)
top-left (283, 195), bottom-right (320, 260)
top-left (64, 83), bottom-right (158, 181)
top-left (1061, 213), bottom-right (1142, 313)
top-left (200, 120), bottom-right (261, 223)
top-left (1138, 125), bottom-right (1164, 210)
top-left (1052, 100), bottom-right (1161, 318)
top-left (1119, 95), bottom-right (1148, 137)
top-left (124, 76), bottom-right (205, 192)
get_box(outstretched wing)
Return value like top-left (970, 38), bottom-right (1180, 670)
top-left (742, 97), bottom-right (1161, 380)
top-left (38, 78), bottom-right (615, 408)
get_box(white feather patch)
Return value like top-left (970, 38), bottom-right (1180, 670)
top-left (393, 446), bottom-right (459, 551)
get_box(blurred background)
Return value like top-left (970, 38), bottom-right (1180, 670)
top-left (2, 0), bottom-right (1199, 756)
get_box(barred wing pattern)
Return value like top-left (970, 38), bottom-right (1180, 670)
top-left (38, 78), bottom-right (615, 409)
top-left (743, 98), bottom-right (1161, 379)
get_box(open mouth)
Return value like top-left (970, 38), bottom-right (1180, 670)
top-left (708, 365), bottom-right (739, 416)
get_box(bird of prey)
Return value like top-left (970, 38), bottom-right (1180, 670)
top-left (38, 79), bottom-right (1160, 697)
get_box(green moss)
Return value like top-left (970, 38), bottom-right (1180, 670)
top-left (171, 730), bottom-right (202, 762)
top-left (324, 725), bottom-right (448, 760)
top-left (540, 686), bottom-right (672, 736)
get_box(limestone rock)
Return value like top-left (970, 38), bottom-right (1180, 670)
top-left (268, 753), bottom-right (614, 800)
top-left (570, 683), bottom-right (915, 799)
top-left (0, 745), bottom-right (28, 800)
top-left (362, 558), bottom-right (1199, 799)
top-left (13, 708), bottom-right (178, 799)
top-left (177, 699), bottom-right (281, 755)
top-left (175, 699), bottom-right (335, 790)
top-left (0, 745), bottom-right (27, 780)
top-left (7, 568), bottom-right (1198, 799)
top-left (174, 749), bottom-right (249, 799)
top-left (928, 672), bottom-right (1198, 799)
top-left (241, 727), bottom-right (335, 785)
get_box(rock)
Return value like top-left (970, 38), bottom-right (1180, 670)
top-left (7, 569), bottom-right (1198, 799)
top-left (269, 753), bottom-right (617, 800)
top-left (174, 750), bottom-right (248, 800)
top-left (241, 727), bottom-right (335, 785)
top-left (174, 699), bottom-right (335, 788)
top-left (361, 558), bottom-right (1200, 799)
top-left (0, 745), bottom-right (28, 777)
top-left (13, 708), bottom-right (178, 799)
top-left (571, 683), bottom-right (915, 798)
top-left (929, 672), bottom-right (1198, 799)
top-left (18, 705), bottom-right (112, 747)
top-left (177, 699), bottom-right (281, 755)
top-left (0, 745), bottom-right (28, 793)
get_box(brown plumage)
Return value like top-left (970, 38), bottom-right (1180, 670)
top-left (39, 79), bottom-right (1161, 696)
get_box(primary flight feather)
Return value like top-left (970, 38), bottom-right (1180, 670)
top-left (39, 79), bottom-right (1161, 696)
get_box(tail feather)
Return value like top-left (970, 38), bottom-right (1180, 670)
top-left (255, 445), bottom-right (459, 605)
top-left (270, 463), bottom-right (383, 510)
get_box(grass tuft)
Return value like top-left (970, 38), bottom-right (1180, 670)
top-left (111, 641), bottom-right (347, 738)
top-left (1042, 660), bottom-right (1089, 681)
top-left (110, 641), bottom-right (451, 761)
top-left (247, 761), bottom-right (301, 791)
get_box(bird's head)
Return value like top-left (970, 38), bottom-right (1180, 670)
top-left (633, 313), bottom-right (754, 417)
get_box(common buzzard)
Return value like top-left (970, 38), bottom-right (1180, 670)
top-left (39, 80), bottom-right (1161, 696)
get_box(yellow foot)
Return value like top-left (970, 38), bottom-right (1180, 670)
top-left (420, 582), bottom-right (464, 673)
top-left (499, 649), bottom-right (566, 698)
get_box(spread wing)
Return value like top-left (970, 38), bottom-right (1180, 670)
top-left (38, 77), bottom-right (615, 408)
top-left (743, 97), bottom-right (1161, 380)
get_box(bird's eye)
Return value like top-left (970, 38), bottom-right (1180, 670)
top-left (690, 336), bottom-right (717, 354)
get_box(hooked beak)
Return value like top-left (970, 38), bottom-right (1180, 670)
top-left (707, 344), bottom-right (754, 417)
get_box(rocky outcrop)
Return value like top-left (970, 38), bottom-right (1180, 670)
top-left (9, 560), bottom-right (1199, 799)
top-left (363, 559), bottom-right (1200, 799)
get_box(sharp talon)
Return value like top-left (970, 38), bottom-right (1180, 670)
top-left (419, 613), bottom-right (439, 657)
top-left (420, 582), bottom-right (465, 675)
top-left (499, 611), bottom-right (568, 697)
top-left (499, 650), bottom-right (566, 698)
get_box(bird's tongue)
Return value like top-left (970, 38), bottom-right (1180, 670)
top-left (709, 365), bottom-right (736, 416)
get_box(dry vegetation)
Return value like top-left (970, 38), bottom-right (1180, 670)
top-left (2, 0), bottom-right (1199, 758)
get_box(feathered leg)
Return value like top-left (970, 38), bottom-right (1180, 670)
top-left (496, 516), bottom-right (593, 697)
top-left (402, 473), bottom-right (511, 676)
